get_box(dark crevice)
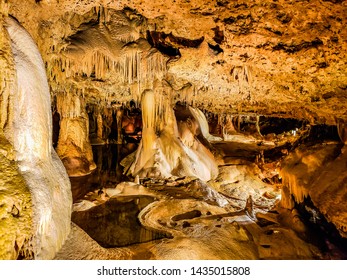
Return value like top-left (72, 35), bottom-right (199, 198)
top-left (322, 0), bottom-right (344, 3)
top-left (300, 124), bottom-right (340, 145)
top-left (208, 43), bottom-right (223, 54)
top-left (276, 12), bottom-right (292, 24)
top-left (273, 38), bottom-right (323, 53)
top-left (147, 31), bottom-right (204, 57)
top-left (259, 117), bottom-right (304, 135)
top-left (212, 26), bottom-right (224, 44)
top-left (295, 197), bottom-right (347, 259)
top-left (264, 26), bottom-right (282, 36)
top-left (146, 31), bottom-right (181, 57)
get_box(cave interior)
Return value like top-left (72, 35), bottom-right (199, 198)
top-left (0, 0), bottom-right (347, 260)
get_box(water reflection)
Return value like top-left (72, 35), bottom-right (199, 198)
top-left (70, 143), bottom-right (137, 202)
top-left (72, 195), bottom-right (170, 247)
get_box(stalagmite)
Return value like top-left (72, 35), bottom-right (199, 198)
top-left (256, 115), bottom-right (263, 137)
top-left (126, 83), bottom-right (218, 181)
top-left (219, 114), bottom-right (238, 140)
top-left (2, 17), bottom-right (72, 259)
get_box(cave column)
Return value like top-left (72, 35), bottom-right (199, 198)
top-left (56, 92), bottom-right (96, 177)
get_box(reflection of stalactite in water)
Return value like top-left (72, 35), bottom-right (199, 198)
top-left (116, 107), bottom-right (124, 144)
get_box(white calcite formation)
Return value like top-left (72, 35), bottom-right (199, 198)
top-left (0, 17), bottom-right (72, 259)
top-left (127, 84), bottom-right (218, 181)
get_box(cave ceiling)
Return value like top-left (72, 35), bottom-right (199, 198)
top-left (5, 0), bottom-right (347, 124)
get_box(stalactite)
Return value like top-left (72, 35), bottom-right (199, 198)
top-left (55, 48), bottom-right (167, 85)
top-left (280, 170), bottom-right (310, 209)
top-left (231, 65), bottom-right (252, 96)
top-left (97, 112), bottom-right (103, 142)
top-left (336, 118), bottom-right (347, 144)
top-left (48, 47), bottom-right (167, 107)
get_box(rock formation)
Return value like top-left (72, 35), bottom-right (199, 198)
top-left (126, 84), bottom-right (218, 181)
top-left (4, 0), bottom-right (346, 124)
top-left (1, 0), bottom-right (347, 259)
top-left (0, 12), bottom-right (72, 259)
top-left (56, 92), bottom-right (96, 176)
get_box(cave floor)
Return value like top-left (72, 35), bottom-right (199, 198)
top-left (55, 137), bottom-right (345, 260)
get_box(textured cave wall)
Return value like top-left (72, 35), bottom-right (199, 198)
top-left (0, 10), bottom-right (72, 259)
top-left (0, 134), bottom-right (33, 259)
top-left (5, 0), bottom-right (347, 125)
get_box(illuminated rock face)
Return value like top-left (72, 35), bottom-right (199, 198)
top-left (1, 17), bottom-right (72, 259)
